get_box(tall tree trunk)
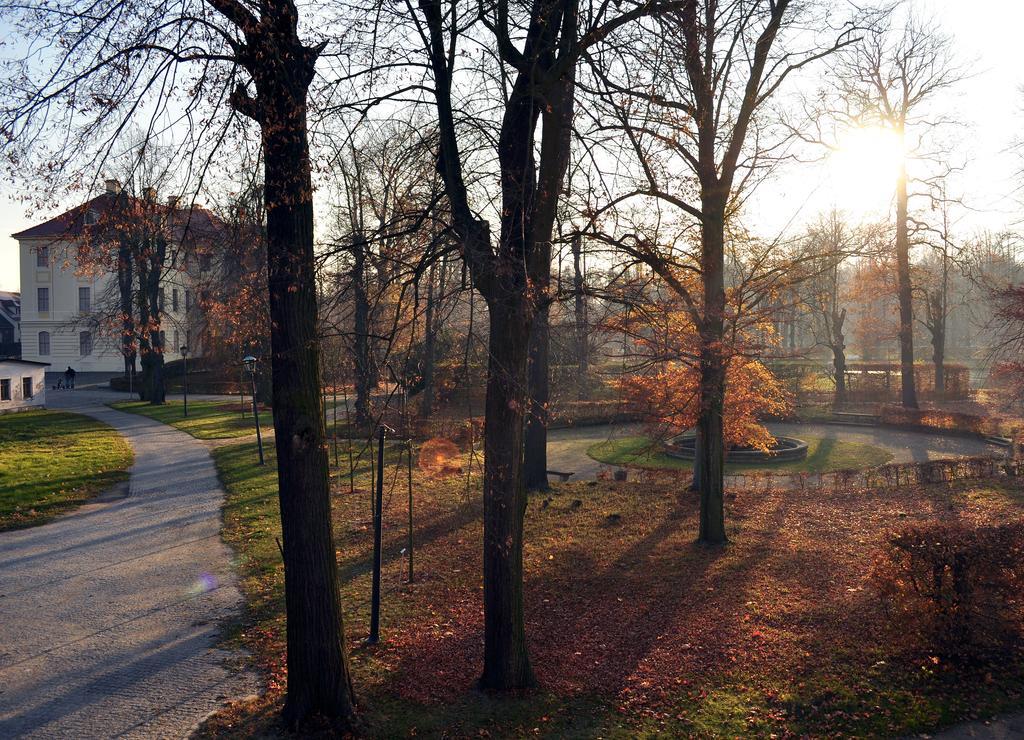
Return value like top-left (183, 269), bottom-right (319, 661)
top-left (138, 256), bottom-right (166, 405)
top-left (117, 238), bottom-right (136, 380)
top-left (697, 197), bottom-right (727, 545)
top-left (136, 281), bottom-right (153, 402)
top-left (240, 32), bottom-right (356, 726)
top-left (524, 299), bottom-right (550, 490)
top-left (930, 289), bottom-right (946, 394)
top-left (571, 234), bottom-right (588, 400)
top-left (832, 307), bottom-right (847, 404)
top-left (419, 0), bottom-right (574, 690)
top-left (524, 62), bottom-right (575, 492)
top-left (934, 245), bottom-right (949, 394)
top-left (895, 158), bottom-right (919, 408)
top-left (420, 260), bottom-right (437, 418)
top-left (480, 299), bottom-right (535, 689)
top-left (476, 59), bottom-right (543, 688)
top-left (352, 238), bottom-right (372, 428)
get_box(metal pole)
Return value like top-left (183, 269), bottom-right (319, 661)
top-left (240, 366), bottom-right (246, 418)
top-left (368, 424), bottom-right (386, 644)
top-left (332, 382), bottom-right (339, 467)
top-left (407, 438), bottom-right (414, 583)
top-left (341, 380), bottom-right (354, 497)
top-left (251, 371), bottom-right (265, 465)
top-left (182, 353), bottom-right (188, 417)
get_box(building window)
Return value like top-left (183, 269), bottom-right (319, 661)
top-left (22, 377), bottom-right (32, 399)
top-left (84, 209), bottom-right (99, 226)
top-left (0, 379), bottom-right (9, 401)
top-left (37, 287), bottom-right (49, 313)
top-left (172, 288), bottom-right (179, 312)
top-left (38, 331), bottom-right (50, 356)
top-left (200, 254), bottom-right (212, 272)
top-left (159, 330), bottom-right (166, 350)
top-left (158, 288), bottom-right (165, 311)
top-left (36, 245), bottom-right (49, 268)
top-left (78, 286), bottom-right (91, 312)
top-left (80, 331), bottom-right (92, 356)
top-left (184, 290), bottom-right (191, 311)
top-left (174, 329), bottom-right (180, 350)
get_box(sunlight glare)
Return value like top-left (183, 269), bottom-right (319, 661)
top-left (827, 126), bottom-right (905, 218)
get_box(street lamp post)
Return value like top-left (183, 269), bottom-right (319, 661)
top-left (180, 345), bottom-right (189, 417)
top-left (243, 355), bottom-right (265, 465)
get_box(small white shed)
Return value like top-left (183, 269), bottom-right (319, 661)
top-left (0, 359), bottom-right (49, 413)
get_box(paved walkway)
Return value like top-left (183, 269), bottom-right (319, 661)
top-left (928, 712), bottom-right (1024, 738)
top-left (546, 421), bottom-right (1002, 480)
top-left (0, 390), bottom-right (259, 738)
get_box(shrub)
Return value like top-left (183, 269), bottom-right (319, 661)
top-left (872, 521), bottom-right (1024, 661)
top-left (878, 405), bottom-right (1003, 437)
top-left (549, 399), bottom-right (641, 428)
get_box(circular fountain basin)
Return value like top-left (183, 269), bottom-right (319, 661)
top-left (664, 433), bottom-right (809, 463)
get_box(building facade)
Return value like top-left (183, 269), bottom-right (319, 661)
top-left (14, 181), bottom-right (218, 375)
top-left (0, 359), bottom-right (48, 413)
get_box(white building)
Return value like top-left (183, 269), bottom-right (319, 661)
top-left (0, 359), bottom-right (48, 412)
top-left (14, 181), bottom-right (219, 375)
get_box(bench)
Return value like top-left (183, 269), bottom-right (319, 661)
top-left (546, 470), bottom-right (575, 482)
top-left (831, 411), bottom-right (880, 425)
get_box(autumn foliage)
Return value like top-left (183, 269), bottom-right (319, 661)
top-left (617, 305), bottom-right (791, 451)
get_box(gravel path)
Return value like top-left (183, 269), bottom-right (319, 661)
top-left (546, 421), bottom-right (1002, 481)
top-left (0, 390), bottom-right (259, 738)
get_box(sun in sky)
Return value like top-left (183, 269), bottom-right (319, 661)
top-left (827, 125), bottom-right (906, 218)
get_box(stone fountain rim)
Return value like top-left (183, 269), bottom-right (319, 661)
top-left (664, 432), bottom-right (810, 463)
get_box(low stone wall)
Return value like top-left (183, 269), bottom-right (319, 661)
top-left (627, 454), bottom-right (1024, 493)
top-left (664, 434), bottom-right (809, 463)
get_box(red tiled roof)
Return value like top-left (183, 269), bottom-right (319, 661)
top-left (11, 192), bottom-right (225, 243)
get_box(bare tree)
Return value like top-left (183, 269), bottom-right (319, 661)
top-left (796, 211), bottom-right (878, 405)
top-left (0, 0), bottom-right (358, 724)
top-left (578, 0), bottom-right (859, 543)
top-left (835, 14), bottom-right (962, 408)
top-left (410, 0), bottom-right (706, 687)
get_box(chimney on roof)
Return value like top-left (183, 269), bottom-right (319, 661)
top-left (167, 195), bottom-right (180, 209)
top-left (143, 186), bottom-right (158, 201)
top-left (104, 178), bottom-right (122, 194)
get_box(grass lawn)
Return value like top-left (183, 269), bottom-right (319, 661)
top-left (587, 434), bottom-right (894, 474)
top-left (110, 399), bottom-right (272, 439)
top-left (198, 438), bottom-right (1024, 738)
top-left (0, 409), bottom-right (133, 531)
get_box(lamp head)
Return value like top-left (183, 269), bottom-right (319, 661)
top-left (242, 355), bottom-right (257, 373)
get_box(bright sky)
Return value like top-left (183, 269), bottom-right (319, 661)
top-left (1, 0), bottom-right (1021, 291)
top-left (748, 0), bottom-right (1024, 238)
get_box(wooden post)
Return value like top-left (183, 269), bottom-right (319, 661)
top-left (407, 438), bottom-right (414, 583)
top-left (341, 380), bottom-right (354, 497)
top-left (333, 381), bottom-right (339, 467)
top-left (368, 425), bottom-right (386, 644)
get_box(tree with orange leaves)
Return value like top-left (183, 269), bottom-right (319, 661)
top-left (616, 301), bottom-right (791, 455)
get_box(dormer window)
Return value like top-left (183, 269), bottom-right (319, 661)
top-left (84, 209), bottom-right (99, 226)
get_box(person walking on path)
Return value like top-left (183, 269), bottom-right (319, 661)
top-left (64, 366), bottom-right (75, 389)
